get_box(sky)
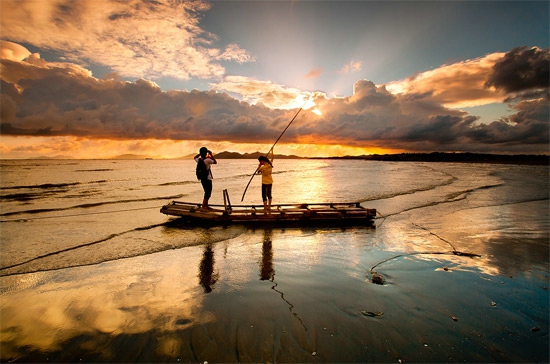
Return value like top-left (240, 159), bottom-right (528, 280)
top-left (0, 0), bottom-right (548, 159)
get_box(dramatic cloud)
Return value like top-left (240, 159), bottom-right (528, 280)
top-left (486, 46), bottom-right (550, 94)
top-left (1, 43), bottom-right (548, 155)
top-left (386, 52), bottom-right (509, 108)
top-left (0, 41), bottom-right (31, 61)
top-left (466, 98), bottom-right (549, 146)
top-left (0, 0), bottom-right (253, 80)
top-left (0, 48), bottom-right (290, 143)
top-left (0, 1), bottom-right (547, 158)
top-left (211, 76), bottom-right (315, 109)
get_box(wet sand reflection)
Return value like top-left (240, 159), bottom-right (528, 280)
top-left (1, 223), bottom-right (547, 362)
top-left (259, 229), bottom-right (308, 331)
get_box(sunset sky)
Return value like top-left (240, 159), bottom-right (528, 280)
top-left (1, 0), bottom-right (548, 159)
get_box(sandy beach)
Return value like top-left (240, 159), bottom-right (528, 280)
top-left (2, 218), bottom-right (548, 362)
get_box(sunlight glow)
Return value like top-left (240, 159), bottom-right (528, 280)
top-left (1, 136), bottom-right (399, 159)
top-left (302, 97), bottom-right (315, 110)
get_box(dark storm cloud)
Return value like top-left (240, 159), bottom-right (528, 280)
top-left (486, 46), bottom-right (550, 93)
top-left (1, 44), bottom-right (548, 154)
top-left (0, 55), bottom-right (289, 142)
top-left (314, 81), bottom-right (472, 143)
top-left (466, 97), bottom-right (549, 145)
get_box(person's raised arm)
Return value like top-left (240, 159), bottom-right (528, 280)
top-left (207, 150), bottom-right (217, 164)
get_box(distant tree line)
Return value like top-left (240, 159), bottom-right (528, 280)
top-left (324, 152), bottom-right (549, 165)
top-left (214, 151), bottom-right (548, 165)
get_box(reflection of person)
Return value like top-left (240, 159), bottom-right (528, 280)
top-left (260, 229), bottom-right (274, 281)
top-left (257, 154), bottom-right (273, 212)
top-left (199, 244), bottom-right (218, 293)
top-left (194, 147), bottom-right (217, 209)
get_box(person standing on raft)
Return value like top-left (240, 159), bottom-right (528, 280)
top-left (195, 147), bottom-right (217, 209)
top-left (257, 153), bottom-right (274, 212)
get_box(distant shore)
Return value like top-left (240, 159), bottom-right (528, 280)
top-left (314, 152), bottom-right (550, 165)
top-left (208, 151), bottom-right (550, 165)
top-left (3, 152), bottom-right (549, 165)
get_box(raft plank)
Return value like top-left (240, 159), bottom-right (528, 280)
top-left (160, 200), bottom-right (376, 226)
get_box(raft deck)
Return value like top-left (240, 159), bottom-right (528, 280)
top-left (160, 200), bottom-right (376, 226)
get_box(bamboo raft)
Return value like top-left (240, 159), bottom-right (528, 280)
top-left (160, 190), bottom-right (376, 226)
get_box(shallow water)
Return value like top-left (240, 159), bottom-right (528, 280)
top-left (1, 159), bottom-right (548, 362)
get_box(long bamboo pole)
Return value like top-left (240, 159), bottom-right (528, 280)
top-left (240, 105), bottom-right (305, 201)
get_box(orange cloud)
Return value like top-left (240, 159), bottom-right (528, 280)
top-left (0, 41), bottom-right (31, 61)
top-left (338, 60), bottom-right (362, 73)
top-left (304, 68), bottom-right (323, 79)
top-left (386, 52), bottom-right (507, 108)
top-left (211, 76), bottom-right (317, 109)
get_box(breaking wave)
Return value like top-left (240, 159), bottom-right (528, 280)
top-left (0, 222), bottom-right (247, 278)
top-left (0, 194), bottom-right (184, 219)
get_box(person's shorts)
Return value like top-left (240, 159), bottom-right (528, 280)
top-left (201, 179), bottom-right (213, 199)
top-left (262, 183), bottom-right (272, 201)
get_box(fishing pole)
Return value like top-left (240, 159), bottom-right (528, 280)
top-left (240, 103), bottom-right (306, 202)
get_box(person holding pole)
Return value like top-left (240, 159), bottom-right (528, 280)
top-left (241, 104), bottom-right (306, 202)
top-left (257, 152), bottom-right (274, 213)
top-left (194, 147), bottom-right (217, 209)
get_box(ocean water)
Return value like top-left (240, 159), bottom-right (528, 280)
top-left (0, 159), bottom-right (548, 362)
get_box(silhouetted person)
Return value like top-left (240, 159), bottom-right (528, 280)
top-left (194, 147), bottom-right (217, 209)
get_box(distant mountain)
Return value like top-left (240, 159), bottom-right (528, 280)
top-left (109, 154), bottom-right (165, 160)
top-left (26, 154), bottom-right (161, 160)
top-left (33, 155), bottom-right (74, 159)
top-left (180, 151), bottom-right (304, 159)
top-left (216, 151), bottom-right (303, 159)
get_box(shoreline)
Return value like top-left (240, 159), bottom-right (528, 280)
top-left (314, 152), bottom-right (550, 165)
top-left (1, 151), bottom-right (549, 164)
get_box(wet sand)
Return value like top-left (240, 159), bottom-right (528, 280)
top-left (1, 161), bottom-right (548, 362)
top-left (1, 215), bottom-right (548, 363)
